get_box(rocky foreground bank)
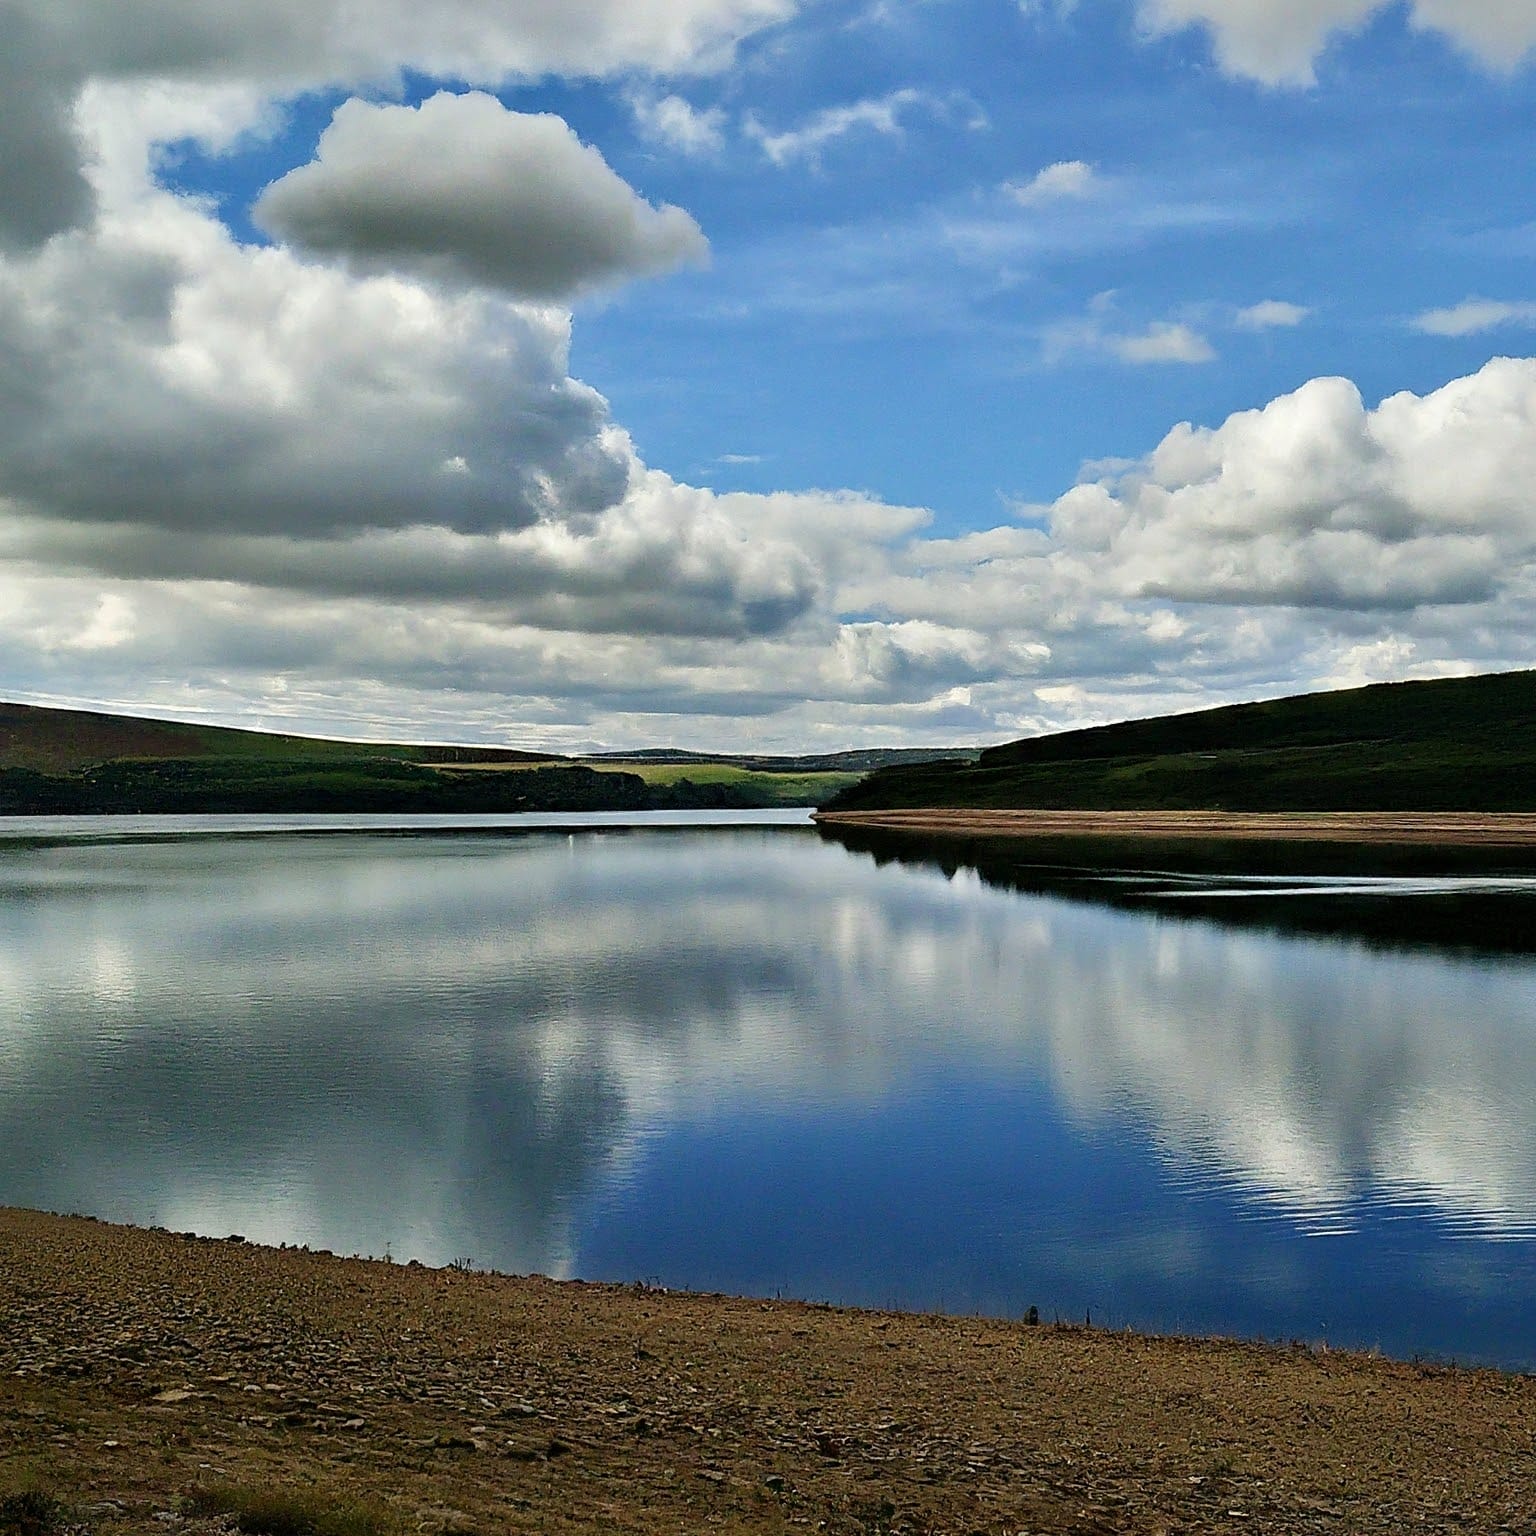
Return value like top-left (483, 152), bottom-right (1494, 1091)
top-left (2, 1209), bottom-right (1533, 1536)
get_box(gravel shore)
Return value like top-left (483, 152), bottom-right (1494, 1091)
top-left (3, 1209), bottom-right (1534, 1534)
top-left (813, 809), bottom-right (1536, 848)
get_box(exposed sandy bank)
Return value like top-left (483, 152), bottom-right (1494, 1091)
top-left (3, 1209), bottom-right (1534, 1534)
top-left (814, 809), bottom-right (1536, 848)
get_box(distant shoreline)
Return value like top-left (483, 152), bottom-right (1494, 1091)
top-left (815, 807), bottom-right (1536, 846)
top-left (4, 1206), bottom-right (1534, 1533)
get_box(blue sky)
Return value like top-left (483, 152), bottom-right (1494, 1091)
top-left (3, 1), bottom-right (1536, 749)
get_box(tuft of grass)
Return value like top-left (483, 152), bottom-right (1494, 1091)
top-left (0, 1491), bottom-right (66, 1536)
top-left (186, 1486), bottom-right (396, 1536)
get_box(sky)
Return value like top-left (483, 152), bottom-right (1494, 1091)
top-left (3, 1), bottom-right (1536, 752)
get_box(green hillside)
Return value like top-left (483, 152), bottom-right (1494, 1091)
top-left (0, 701), bottom-right (551, 774)
top-left (0, 701), bottom-right (919, 814)
top-left (822, 669), bottom-right (1536, 813)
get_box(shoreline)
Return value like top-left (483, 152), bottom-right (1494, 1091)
top-left (815, 807), bottom-right (1536, 847)
top-left (4, 1207), bottom-right (1535, 1534)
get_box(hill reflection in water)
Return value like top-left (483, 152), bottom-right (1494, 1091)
top-left (819, 822), bottom-right (1536, 957)
top-left (3, 820), bottom-right (1536, 1367)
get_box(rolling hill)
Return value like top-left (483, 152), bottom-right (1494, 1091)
top-left (0, 701), bottom-right (953, 814)
top-left (821, 669), bottom-right (1536, 813)
top-left (0, 701), bottom-right (551, 774)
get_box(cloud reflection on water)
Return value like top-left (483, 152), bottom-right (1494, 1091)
top-left (1, 824), bottom-right (1535, 1306)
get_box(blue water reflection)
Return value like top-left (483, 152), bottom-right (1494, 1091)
top-left (2, 817), bottom-right (1536, 1368)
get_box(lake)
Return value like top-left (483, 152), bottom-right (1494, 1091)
top-left (4, 811), bottom-right (1536, 1370)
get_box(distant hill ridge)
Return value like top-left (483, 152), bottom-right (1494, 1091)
top-left (822, 669), bottom-right (1536, 813)
top-left (0, 701), bottom-right (551, 775)
top-left (0, 701), bottom-right (967, 777)
top-left (0, 700), bottom-right (967, 815)
top-left (588, 746), bottom-right (977, 772)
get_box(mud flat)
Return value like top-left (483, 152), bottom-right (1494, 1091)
top-left (3, 1208), bottom-right (1534, 1534)
top-left (813, 809), bottom-right (1536, 848)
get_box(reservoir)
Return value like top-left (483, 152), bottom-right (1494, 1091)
top-left (4, 812), bottom-right (1536, 1370)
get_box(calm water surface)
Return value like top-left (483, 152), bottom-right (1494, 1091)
top-left (4, 813), bottom-right (1536, 1369)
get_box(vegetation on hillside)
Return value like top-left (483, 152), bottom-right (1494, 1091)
top-left (0, 702), bottom-right (553, 775)
top-left (0, 701), bottom-right (932, 814)
top-left (0, 757), bottom-right (791, 815)
top-left (822, 669), bottom-right (1536, 813)
top-left (439, 759), bottom-right (861, 804)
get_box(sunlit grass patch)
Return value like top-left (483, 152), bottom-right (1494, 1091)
top-left (186, 1486), bottom-right (398, 1536)
top-left (432, 758), bottom-right (861, 804)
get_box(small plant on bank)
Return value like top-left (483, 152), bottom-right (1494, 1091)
top-left (0, 1491), bottom-right (67, 1536)
top-left (186, 1486), bottom-right (396, 1536)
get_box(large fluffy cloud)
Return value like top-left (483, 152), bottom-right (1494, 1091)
top-left (3, 0), bottom-right (1536, 749)
top-left (877, 358), bottom-right (1536, 629)
top-left (1056, 361), bottom-right (1536, 610)
top-left (0, 191), bottom-right (628, 537)
top-left (0, 0), bottom-right (830, 718)
top-left (1138, 0), bottom-right (1536, 83)
top-left (0, 8), bottom-right (94, 251)
top-left (0, 0), bottom-right (796, 249)
top-left (816, 357), bottom-right (1536, 740)
top-left (4, 474), bottom-right (848, 641)
top-left (41, 0), bottom-right (797, 81)
top-left (9, 343), bottom-right (1536, 747)
top-left (5, 65), bottom-right (1536, 746)
top-left (254, 95), bottom-right (708, 301)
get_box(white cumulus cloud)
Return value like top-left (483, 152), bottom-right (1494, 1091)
top-left (254, 93), bottom-right (709, 301)
top-left (745, 88), bottom-right (942, 166)
top-left (0, 0), bottom-right (797, 251)
top-left (0, 180), bottom-right (629, 538)
top-left (1004, 159), bottom-right (1099, 206)
top-left (5, 0), bottom-right (1536, 749)
top-left (1414, 298), bottom-right (1536, 337)
top-left (1236, 299), bottom-right (1311, 329)
top-left (1111, 320), bottom-right (1217, 364)
top-left (1051, 360), bottom-right (1536, 610)
top-left (628, 91), bottom-right (729, 155)
top-left (1044, 300), bottom-right (1217, 366)
top-left (1137, 0), bottom-right (1536, 85)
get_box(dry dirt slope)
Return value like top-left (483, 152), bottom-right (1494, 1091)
top-left (4, 1211), bottom-right (1536, 1534)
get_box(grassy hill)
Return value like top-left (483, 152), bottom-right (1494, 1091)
top-left (0, 701), bottom-right (945, 814)
top-left (822, 669), bottom-right (1536, 813)
top-left (0, 701), bottom-right (622, 814)
top-left (588, 746), bottom-right (978, 772)
top-left (0, 701), bottom-right (551, 774)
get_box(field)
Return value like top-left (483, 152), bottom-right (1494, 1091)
top-left (438, 759), bottom-right (862, 805)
